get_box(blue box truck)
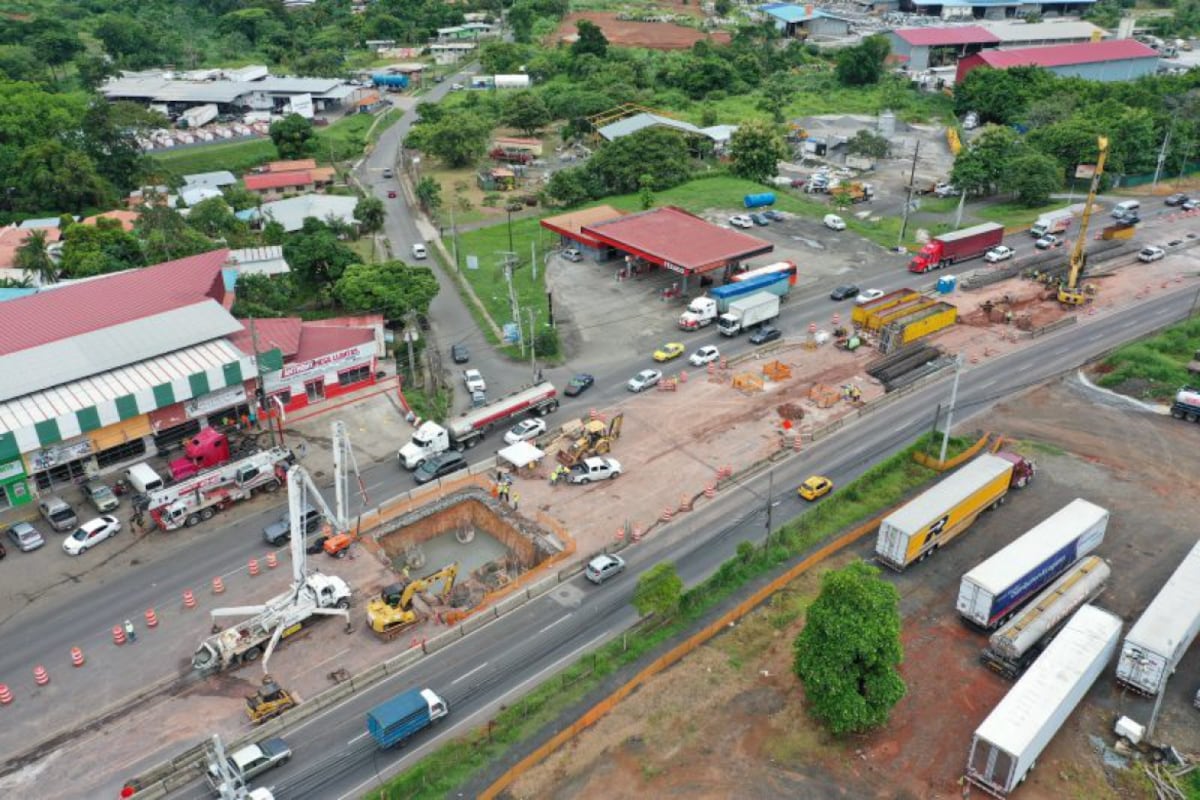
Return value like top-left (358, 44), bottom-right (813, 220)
top-left (367, 688), bottom-right (449, 748)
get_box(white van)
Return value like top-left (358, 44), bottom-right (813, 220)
top-left (125, 462), bottom-right (165, 494)
top-left (1112, 200), bottom-right (1140, 218)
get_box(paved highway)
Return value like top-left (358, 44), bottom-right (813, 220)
top-left (165, 283), bottom-right (1198, 799)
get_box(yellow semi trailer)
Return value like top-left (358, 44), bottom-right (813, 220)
top-left (875, 451), bottom-right (1035, 571)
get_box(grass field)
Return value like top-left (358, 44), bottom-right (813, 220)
top-left (149, 108), bottom-right (400, 179)
top-left (1095, 315), bottom-right (1200, 401)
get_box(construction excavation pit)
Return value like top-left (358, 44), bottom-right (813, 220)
top-left (367, 488), bottom-right (564, 640)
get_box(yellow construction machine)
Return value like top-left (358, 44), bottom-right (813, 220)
top-left (1058, 136), bottom-right (1109, 307)
top-left (245, 676), bottom-right (296, 724)
top-left (556, 413), bottom-right (623, 467)
top-left (366, 563), bottom-right (458, 641)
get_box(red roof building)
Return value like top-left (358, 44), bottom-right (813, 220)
top-left (0, 225), bottom-right (62, 271)
top-left (957, 39), bottom-right (1159, 83)
top-left (581, 206), bottom-right (773, 277)
top-left (540, 205), bottom-right (626, 250)
top-left (893, 26), bottom-right (1000, 47)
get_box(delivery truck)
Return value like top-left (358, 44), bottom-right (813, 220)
top-left (398, 382), bottom-right (558, 468)
top-left (717, 292), bottom-right (780, 336)
top-left (874, 451), bottom-right (1035, 572)
top-left (1170, 386), bottom-right (1200, 423)
top-left (982, 555), bottom-right (1110, 679)
top-left (908, 222), bottom-right (1004, 273)
top-left (679, 272), bottom-right (791, 330)
top-left (956, 498), bottom-right (1109, 629)
top-left (367, 687), bottom-right (449, 749)
top-left (967, 605), bottom-right (1122, 797)
top-left (1115, 539), bottom-right (1200, 695)
top-left (1029, 208), bottom-right (1073, 238)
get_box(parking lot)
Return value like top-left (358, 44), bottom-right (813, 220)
top-left (509, 376), bottom-right (1200, 799)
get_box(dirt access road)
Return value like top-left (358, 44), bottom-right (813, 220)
top-left (508, 377), bottom-right (1200, 800)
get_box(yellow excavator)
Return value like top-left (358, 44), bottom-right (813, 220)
top-left (556, 413), bottom-right (623, 467)
top-left (366, 563), bottom-right (458, 640)
top-left (1058, 136), bottom-right (1109, 306)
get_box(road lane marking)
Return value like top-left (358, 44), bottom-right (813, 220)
top-left (539, 614), bottom-right (571, 634)
top-left (347, 731), bottom-right (369, 745)
top-left (451, 662), bottom-right (489, 685)
top-left (978, 378), bottom-right (999, 389)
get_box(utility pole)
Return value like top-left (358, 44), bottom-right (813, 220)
top-left (403, 309), bottom-right (418, 385)
top-left (248, 316), bottom-right (277, 447)
top-left (938, 353), bottom-right (965, 464)
top-left (764, 469), bottom-right (775, 548)
top-left (1153, 102), bottom-right (1180, 190)
top-left (449, 201), bottom-right (460, 272)
top-left (897, 141), bottom-right (920, 249)
top-left (527, 308), bottom-right (538, 383)
top-left (531, 239), bottom-right (537, 281)
top-left (954, 189), bottom-right (966, 229)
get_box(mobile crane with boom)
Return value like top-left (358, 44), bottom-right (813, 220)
top-left (1058, 136), bottom-right (1108, 307)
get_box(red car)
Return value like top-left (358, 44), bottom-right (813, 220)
top-left (387, 190), bottom-right (397, 199)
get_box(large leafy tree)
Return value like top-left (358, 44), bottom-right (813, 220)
top-left (136, 205), bottom-right (218, 264)
top-left (586, 127), bottom-right (692, 194)
top-left (950, 125), bottom-right (1028, 196)
top-left (355, 195), bottom-right (386, 234)
top-left (405, 110), bottom-right (490, 168)
top-left (333, 261), bottom-right (439, 321)
top-left (571, 20), bottom-right (608, 60)
top-left (793, 562), bottom-right (906, 735)
top-left (835, 35), bottom-right (889, 87)
top-left (999, 151), bottom-right (1062, 207)
top-left (14, 140), bottom-right (109, 212)
top-left (502, 92), bottom-right (552, 136)
top-left (270, 114), bottom-right (316, 160)
top-left (729, 120), bottom-right (788, 184)
top-left (283, 218), bottom-right (359, 288)
top-left (59, 219), bottom-right (144, 278)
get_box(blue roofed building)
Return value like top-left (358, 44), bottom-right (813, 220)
top-left (759, 4), bottom-right (852, 39)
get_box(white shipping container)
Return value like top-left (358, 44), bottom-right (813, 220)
top-left (967, 605), bottom-right (1122, 797)
top-left (875, 453), bottom-right (1016, 569)
top-left (1116, 539), bottom-right (1200, 695)
top-left (957, 499), bottom-right (1109, 628)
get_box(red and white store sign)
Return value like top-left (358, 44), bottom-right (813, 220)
top-left (264, 343), bottom-right (373, 392)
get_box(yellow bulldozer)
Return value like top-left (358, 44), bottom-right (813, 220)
top-left (245, 676), bottom-right (296, 725)
top-left (366, 563), bottom-right (458, 641)
top-left (556, 413), bottom-right (623, 467)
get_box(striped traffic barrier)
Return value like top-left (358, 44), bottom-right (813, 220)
top-left (33, 665), bottom-right (49, 686)
top-left (704, 485), bottom-right (716, 498)
top-left (144, 608), bottom-right (159, 628)
top-left (248, 558), bottom-right (260, 577)
top-left (182, 589), bottom-right (196, 609)
top-left (112, 625), bottom-right (126, 646)
top-left (266, 552), bottom-right (278, 569)
top-left (71, 647), bottom-right (85, 667)
top-left (0, 684), bottom-right (12, 704)
top-left (212, 576), bottom-right (225, 594)
top-left (660, 506), bottom-right (673, 522)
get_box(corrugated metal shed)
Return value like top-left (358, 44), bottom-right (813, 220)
top-left (0, 336), bottom-right (247, 434)
top-left (0, 302), bottom-right (243, 403)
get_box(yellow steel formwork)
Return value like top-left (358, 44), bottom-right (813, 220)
top-left (851, 289), bottom-right (920, 327)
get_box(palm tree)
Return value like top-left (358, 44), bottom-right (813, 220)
top-left (14, 229), bottom-right (57, 285)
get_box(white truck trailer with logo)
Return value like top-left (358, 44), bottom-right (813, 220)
top-left (967, 605), bottom-right (1122, 797)
top-left (981, 555), bottom-right (1111, 679)
top-left (398, 382), bottom-right (558, 469)
top-left (1029, 208), bottom-right (1073, 238)
top-left (716, 292), bottom-right (780, 336)
top-left (1115, 539), bottom-right (1200, 695)
top-left (956, 499), bottom-right (1108, 629)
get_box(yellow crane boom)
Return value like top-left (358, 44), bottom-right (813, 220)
top-left (1058, 136), bottom-right (1109, 306)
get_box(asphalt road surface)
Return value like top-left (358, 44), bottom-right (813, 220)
top-left (163, 284), bottom-right (1198, 799)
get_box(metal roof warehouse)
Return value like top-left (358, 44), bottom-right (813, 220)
top-left (580, 207), bottom-right (773, 278)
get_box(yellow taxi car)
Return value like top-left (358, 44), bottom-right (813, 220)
top-left (797, 475), bottom-right (833, 501)
top-left (653, 342), bottom-right (685, 362)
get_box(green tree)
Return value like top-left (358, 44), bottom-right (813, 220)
top-left (545, 166), bottom-right (596, 207)
top-left (415, 176), bottom-right (442, 212)
top-left (729, 120), bottom-right (788, 184)
top-left (0, 45), bottom-right (44, 83)
top-left (186, 197), bottom-right (247, 241)
top-left (74, 53), bottom-right (118, 92)
top-left (31, 20), bottom-right (82, 80)
top-left (951, 125), bottom-right (1027, 196)
top-left (269, 114), bottom-right (315, 160)
top-left (14, 140), bottom-right (110, 212)
top-left (632, 562), bottom-right (684, 619)
top-left (571, 20), bottom-right (608, 60)
top-left (756, 81), bottom-right (791, 124)
top-left (14, 229), bottom-right (57, 284)
top-left (333, 260), bottom-right (439, 321)
top-left (638, 173), bottom-right (655, 210)
top-left (81, 100), bottom-right (163, 195)
top-left (793, 562), bottom-right (906, 735)
top-left (59, 219), bottom-right (144, 278)
top-left (835, 35), bottom-right (889, 87)
top-left (405, 110), bottom-right (490, 168)
top-left (283, 218), bottom-right (359, 288)
top-left (999, 151), bottom-right (1062, 206)
top-left (586, 127), bottom-right (692, 194)
top-left (507, 2), bottom-right (536, 43)
top-left (846, 129), bottom-right (891, 159)
top-left (502, 92), bottom-right (552, 136)
top-left (355, 195), bottom-right (386, 234)
top-left (231, 272), bottom-right (299, 318)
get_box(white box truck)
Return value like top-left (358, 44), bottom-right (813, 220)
top-left (1029, 208), bottom-right (1073, 238)
top-left (956, 499), bottom-right (1108, 629)
top-left (716, 292), bottom-right (780, 336)
top-left (967, 604), bottom-right (1122, 797)
top-left (1115, 539), bottom-right (1200, 695)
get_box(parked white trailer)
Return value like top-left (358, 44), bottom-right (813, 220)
top-left (982, 555), bottom-right (1111, 679)
top-left (967, 605), bottom-right (1122, 797)
top-left (956, 499), bottom-right (1108, 629)
top-left (1115, 539), bottom-right (1200, 695)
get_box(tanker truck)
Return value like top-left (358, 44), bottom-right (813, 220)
top-left (1170, 386), bottom-right (1200, 422)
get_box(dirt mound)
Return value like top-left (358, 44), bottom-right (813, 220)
top-left (552, 12), bottom-right (731, 50)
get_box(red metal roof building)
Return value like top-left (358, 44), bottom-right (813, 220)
top-left (539, 205), bottom-right (626, 252)
top-left (957, 39), bottom-right (1159, 83)
top-left (580, 206), bottom-right (773, 278)
top-left (893, 26), bottom-right (1000, 47)
top-left (887, 26), bottom-right (1000, 71)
